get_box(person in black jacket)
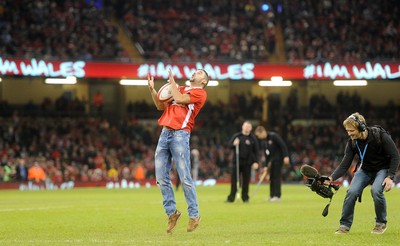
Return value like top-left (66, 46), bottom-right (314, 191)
top-left (326, 112), bottom-right (399, 235)
top-left (15, 158), bottom-right (28, 181)
top-left (254, 125), bottom-right (289, 202)
top-left (225, 121), bottom-right (259, 203)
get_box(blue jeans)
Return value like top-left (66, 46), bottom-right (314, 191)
top-left (155, 127), bottom-right (199, 218)
top-left (339, 168), bottom-right (388, 229)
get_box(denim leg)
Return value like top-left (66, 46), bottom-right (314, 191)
top-left (170, 130), bottom-right (199, 218)
top-left (340, 169), bottom-right (372, 229)
top-left (371, 169), bottom-right (388, 225)
top-left (155, 129), bottom-right (176, 216)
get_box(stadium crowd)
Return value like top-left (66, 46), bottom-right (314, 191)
top-left (115, 0), bottom-right (275, 62)
top-left (0, 0), bottom-right (399, 185)
top-left (1, 0), bottom-right (398, 64)
top-left (281, 0), bottom-right (400, 64)
top-left (1, 93), bottom-right (399, 185)
top-left (0, 0), bottom-right (275, 62)
top-left (0, 0), bottom-right (126, 61)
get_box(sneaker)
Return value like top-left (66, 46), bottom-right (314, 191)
top-left (335, 227), bottom-right (349, 234)
top-left (166, 210), bottom-right (181, 234)
top-left (268, 197), bottom-right (281, 202)
top-left (224, 199), bottom-right (234, 203)
top-left (371, 224), bottom-right (387, 234)
top-left (187, 216), bottom-right (201, 232)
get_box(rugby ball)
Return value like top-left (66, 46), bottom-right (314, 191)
top-left (157, 83), bottom-right (177, 102)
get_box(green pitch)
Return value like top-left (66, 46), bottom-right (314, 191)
top-left (0, 184), bottom-right (399, 245)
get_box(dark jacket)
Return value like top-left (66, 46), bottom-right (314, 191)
top-left (331, 126), bottom-right (400, 180)
top-left (258, 132), bottom-right (289, 167)
top-left (229, 132), bottom-right (259, 165)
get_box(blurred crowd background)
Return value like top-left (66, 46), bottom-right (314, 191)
top-left (0, 0), bottom-right (399, 185)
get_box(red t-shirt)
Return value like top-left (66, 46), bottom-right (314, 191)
top-left (158, 86), bottom-right (207, 132)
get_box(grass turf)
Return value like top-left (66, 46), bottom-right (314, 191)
top-left (0, 184), bottom-right (399, 245)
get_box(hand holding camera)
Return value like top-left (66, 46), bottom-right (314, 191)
top-left (300, 164), bottom-right (340, 217)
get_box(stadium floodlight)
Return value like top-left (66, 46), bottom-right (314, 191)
top-left (119, 79), bottom-right (148, 86)
top-left (261, 3), bottom-right (270, 12)
top-left (258, 76), bottom-right (292, 87)
top-left (186, 80), bottom-right (219, 86)
top-left (333, 80), bottom-right (367, 86)
top-left (45, 76), bottom-right (77, 84)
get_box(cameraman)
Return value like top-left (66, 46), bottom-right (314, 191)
top-left (326, 112), bottom-right (399, 234)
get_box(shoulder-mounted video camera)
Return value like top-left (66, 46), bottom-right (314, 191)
top-left (300, 164), bottom-right (340, 217)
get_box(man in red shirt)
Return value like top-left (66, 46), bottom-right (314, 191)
top-left (148, 69), bottom-right (208, 234)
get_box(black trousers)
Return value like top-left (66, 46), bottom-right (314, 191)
top-left (227, 163), bottom-right (251, 202)
top-left (269, 160), bottom-right (283, 198)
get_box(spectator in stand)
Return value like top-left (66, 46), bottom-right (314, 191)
top-left (133, 163), bottom-right (145, 182)
top-left (28, 161), bottom-right (47, 186)
top-left (80, 164), bottom-right (90, 182)
top-left (107, 163), bottom-right (119, 182)
top-left (191, 148), bottom-right (200, 183)
top-left (92, 91), bottom-right (104, 116)
top-left (15, 158), bottom-right (28, 181)
top-left (2, 161), bottom-right (15, 182)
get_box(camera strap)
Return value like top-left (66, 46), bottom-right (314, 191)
top-left (322, 199), bottom-right (331, 217)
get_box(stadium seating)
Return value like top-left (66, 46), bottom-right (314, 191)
top-left (280, 0), bottom-right (399, 64)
